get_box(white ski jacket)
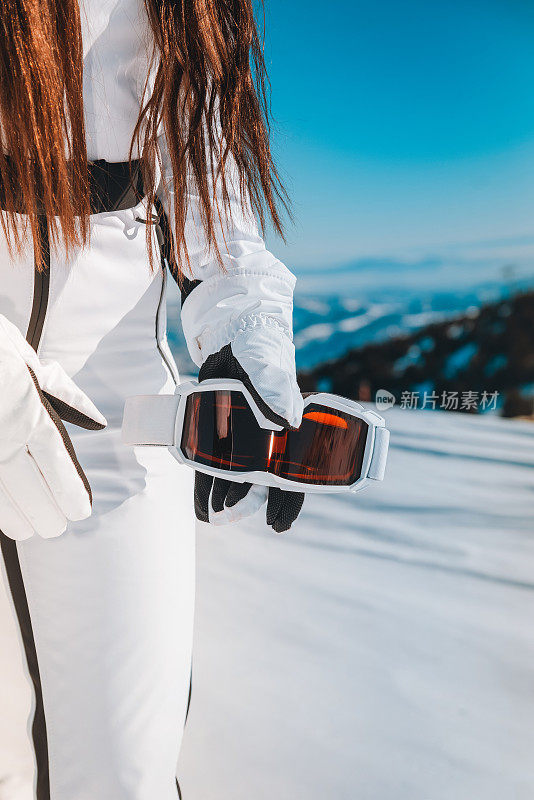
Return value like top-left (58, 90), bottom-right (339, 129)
top-left (81, 0), bottom-right (302, 427)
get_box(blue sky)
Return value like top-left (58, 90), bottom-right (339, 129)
top-left (261, 0), bottom-right (534, 269)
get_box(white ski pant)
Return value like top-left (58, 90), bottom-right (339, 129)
top-left (0, 200), bottom-right (196, 799)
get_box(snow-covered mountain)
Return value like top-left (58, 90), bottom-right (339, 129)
top-left (167, 243), bottom-right (534, 371)
top-left (293, 287), bottom-right (498, 369)
top-left (292, 246), bottom-right (534, 368)
top-left (299, 291), bottom-right (534, 417)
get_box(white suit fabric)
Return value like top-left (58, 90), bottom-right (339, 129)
top-left (0, 1), bottom-right (298, 799)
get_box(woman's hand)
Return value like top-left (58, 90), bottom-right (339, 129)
top-left (193, 331), bottom-right (305, 533)
top-left (0, 314), bottom-right (106, 540)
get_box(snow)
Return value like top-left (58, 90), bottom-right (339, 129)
top-left (1, 409), bottom-right (533, 799)
top-left (178, 408), bottom-right (534, 800)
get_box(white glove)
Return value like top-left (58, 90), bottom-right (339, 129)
top-left (0, 315), bottom-right (107, 541)
top-left (181, 265), bottom-right (304, 427)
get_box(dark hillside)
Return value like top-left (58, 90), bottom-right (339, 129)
top-left (298, 291), bottom-right (534, 416)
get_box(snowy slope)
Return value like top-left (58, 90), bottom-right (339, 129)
top-left (177, 409), bottom-right (534, 800)
top-left (1, 410), bottom-right (533, 800)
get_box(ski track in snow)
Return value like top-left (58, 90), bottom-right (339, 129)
top-left (1, 409), bottom-right (533, 799)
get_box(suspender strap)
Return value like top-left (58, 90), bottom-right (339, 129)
top-left (0, 156), bottom-right (144, 214)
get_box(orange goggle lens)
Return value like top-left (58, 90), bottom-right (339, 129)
top-left (180, 391), bottom-right (368, 486)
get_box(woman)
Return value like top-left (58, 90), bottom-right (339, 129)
top-left (0, 0), bottom-right (304, 797)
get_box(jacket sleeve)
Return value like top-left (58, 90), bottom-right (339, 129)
top-left (155, 136), bottom-right (297, 370)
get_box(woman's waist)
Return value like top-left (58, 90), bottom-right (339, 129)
top-left (0, 191), bottom-right (164, 347)
top-left (67, 344), bottom-right (179, 430)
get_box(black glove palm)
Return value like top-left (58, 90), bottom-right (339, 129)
top-left (194, 344), bottom-right (304, 533)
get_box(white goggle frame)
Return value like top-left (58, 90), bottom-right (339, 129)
top-left (122, 379), bottom-right (390, 494)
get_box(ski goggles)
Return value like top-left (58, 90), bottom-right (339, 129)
top-left (121, 379), bottom-right (390, 494)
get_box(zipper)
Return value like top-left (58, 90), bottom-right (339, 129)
top-left (136, 209), bottom-right (179, 385)
top-left (26, 214), bottom-right (50, 351)
top-left (155, 258), bottom-right (179, 385)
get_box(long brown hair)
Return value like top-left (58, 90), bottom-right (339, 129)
top-left (0, 0), bottom-right (286, 275)
top-left (0, 0), bottom-right (89, 268)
